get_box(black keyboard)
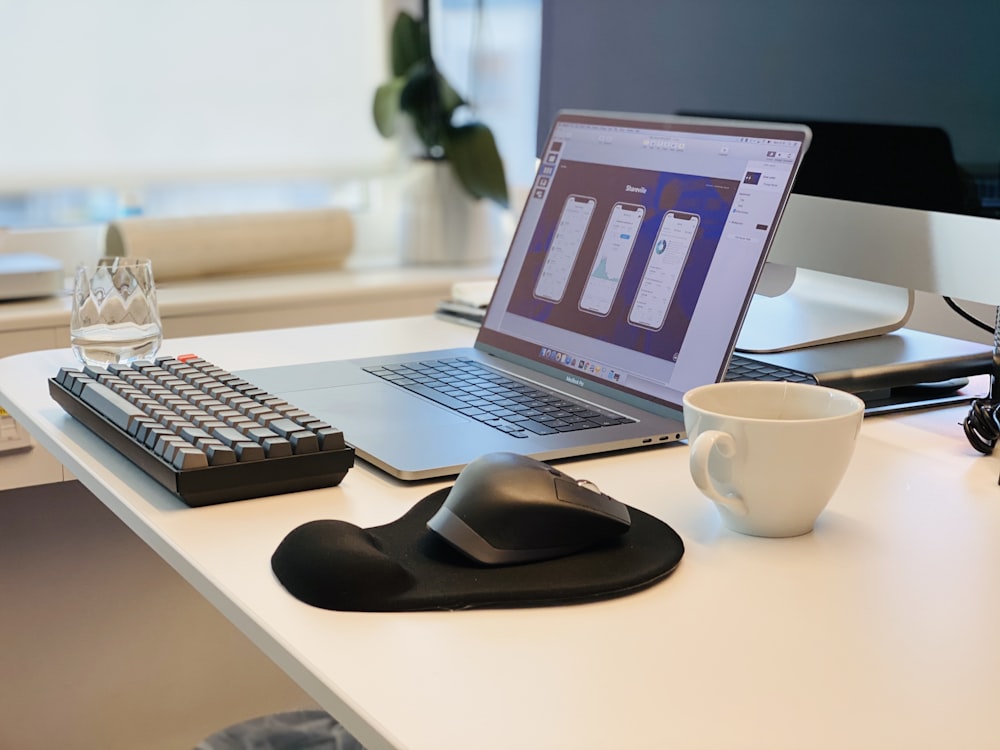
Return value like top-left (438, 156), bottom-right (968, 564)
top-left (725, 354), bottom-right (817, 384)
top-left (363, 357), bottom-right (635, 438)
top-left (49, 356), bottom-right (354, 507)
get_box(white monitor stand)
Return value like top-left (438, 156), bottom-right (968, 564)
top-left (735, 193), bottom-right (1000, 353)
top-left (736, 265), bottom-right (914, 353)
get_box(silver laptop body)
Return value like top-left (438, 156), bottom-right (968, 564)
top-left (242, 110), bottom-right (811, 479)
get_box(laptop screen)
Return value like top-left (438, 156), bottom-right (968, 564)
top-left (478, 110), bottom-right (810, 412)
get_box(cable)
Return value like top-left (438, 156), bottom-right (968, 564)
top-left (944, 296), bottom-right (994, 333)
top-left (963, 399), bottom-right (1000, 454)
top-left (963, 305), bottom-right (1000, 454)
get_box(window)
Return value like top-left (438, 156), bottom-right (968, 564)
top-left (0, 1), bottom-right (392, 227)
top-left (0, 0), bottom-right (543, 229)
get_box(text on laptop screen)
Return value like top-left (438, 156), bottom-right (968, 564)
top-left (479, 111), bottom-right (808, 412)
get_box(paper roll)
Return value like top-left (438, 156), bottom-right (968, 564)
top-left (105, 208), bottom-right (354, 281)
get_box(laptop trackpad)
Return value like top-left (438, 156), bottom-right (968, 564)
top-left (282, 382), bottom-right (467, 434)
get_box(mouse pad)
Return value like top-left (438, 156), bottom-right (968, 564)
top-left (271, 488), bottom-right (685, 612)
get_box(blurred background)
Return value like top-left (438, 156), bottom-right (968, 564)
top-left (0, 0), bottom-right (542, 229)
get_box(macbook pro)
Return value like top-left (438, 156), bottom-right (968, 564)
top-left (242, 110), bottom-right (812, 479)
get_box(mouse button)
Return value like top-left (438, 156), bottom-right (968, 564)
top-left (426, 504), bottom-right (501, 564)
top-left (427, 504), bottom-right (571, 566)
top-left (553, 477), bottom-right (631, 527)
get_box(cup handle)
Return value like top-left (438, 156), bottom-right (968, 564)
top-left (689, 430), bottom-right (748, 517)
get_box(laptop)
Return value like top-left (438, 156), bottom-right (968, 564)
top-left (242, 110), bottom-right (812, 479)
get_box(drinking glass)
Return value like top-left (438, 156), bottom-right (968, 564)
top-left (70, 257), bottom-right (162, 366)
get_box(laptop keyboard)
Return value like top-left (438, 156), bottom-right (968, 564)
top-left (48, 355), bottom-right (355, 507)
top-left (363, 358), bottom-right (636, 439)
top-left (724, 354), bottom-right (818, 384)
top-left (366, 355), bottom-right (817, 439)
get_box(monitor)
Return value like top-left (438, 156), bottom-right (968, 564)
top-left (537, 0), bottom-right (1000, 350)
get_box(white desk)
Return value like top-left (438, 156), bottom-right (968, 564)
top-left (2, 316), bottom-right (1000, 750)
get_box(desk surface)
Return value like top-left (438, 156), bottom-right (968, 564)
top-left (3, 316), bottom-right (1000, 750)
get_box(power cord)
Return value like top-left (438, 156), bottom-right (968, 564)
top-left (944, 296), bottom-right (995, 333)
top-left (963, 399), bottom-right (1000, 454)
top-left (963, 304), bottom-right (1000, 454)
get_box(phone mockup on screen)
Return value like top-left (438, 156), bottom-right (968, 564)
top-left (628, 210), bottom-right (700, 331)
top-left (578, 202), bottom-right (645, 316)
top-left (534, 194), bottom-right (597, 303)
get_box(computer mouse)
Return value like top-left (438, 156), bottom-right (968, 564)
top-left (426, 452), bottom-right (631, 565)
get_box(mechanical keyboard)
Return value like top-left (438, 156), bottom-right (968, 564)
top-left (48, 355), bottom-right (355, 507)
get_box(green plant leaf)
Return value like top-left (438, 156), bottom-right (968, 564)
top-left (398, 64), bottom-right (445, 151)
top-left (372, 77), bottom-right (406, 137)
top-left (443, 123), bottom-right (509, 208)
top-left (375, 11), bottom-right (508, 206)
top-left (390, 12), bottom-right (430, 77)
top-left (398, 65), bottom-right (467, 153)
top-left (435, 72), bottom-right (465, 121)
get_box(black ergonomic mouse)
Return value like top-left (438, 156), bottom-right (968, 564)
top-left (426, 452), bottom-right (632, 565)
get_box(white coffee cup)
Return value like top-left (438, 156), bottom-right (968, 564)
top-left (682, 381), bottom-right (864, 537)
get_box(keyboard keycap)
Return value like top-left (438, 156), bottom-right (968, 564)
top-left (79, 381), bottom-right (147, 433)
top-left (204, 443), bottom-right (238, 466)
top-left (169, 444), bottom-right (209, 471)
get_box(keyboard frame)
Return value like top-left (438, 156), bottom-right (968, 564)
top-left (49, 377), bottom-right (355, 507)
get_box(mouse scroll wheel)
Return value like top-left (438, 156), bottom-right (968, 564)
top-left (576, 479), bottom-right (601, 493)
